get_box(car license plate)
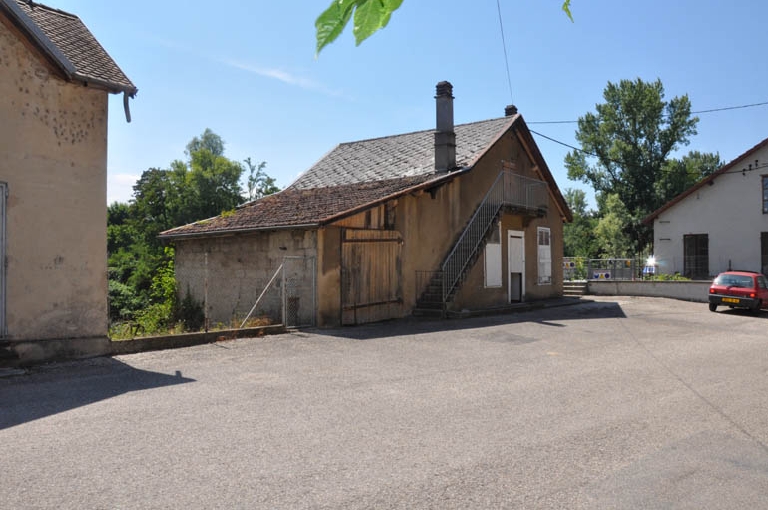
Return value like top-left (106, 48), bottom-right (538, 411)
top-left (722, 297), bottom-right (740, 304)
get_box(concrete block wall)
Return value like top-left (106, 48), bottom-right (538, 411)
top-left (173, 230), bottom-right (317, 326)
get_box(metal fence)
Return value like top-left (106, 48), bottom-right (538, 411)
top-left (564, 257), bottom-right (653, 281)
top-left (175, 254), bottom-right (316, 329)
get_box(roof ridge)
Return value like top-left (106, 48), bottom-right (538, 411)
top-left (336, 116), bottom-right (511, 147)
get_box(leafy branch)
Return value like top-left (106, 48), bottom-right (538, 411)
top-left (316, 0), bottom-right (574, 56)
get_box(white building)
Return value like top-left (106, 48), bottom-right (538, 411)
top-left (644, 137), bottom-right (768, 279)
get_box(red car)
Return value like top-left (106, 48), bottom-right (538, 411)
top-left (708, 271), bottom-right (768, 312)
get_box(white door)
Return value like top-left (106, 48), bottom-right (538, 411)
top-left (508, 230), bottom-right (525, 302)
top-left (0, 183), bottom-right (5, 336)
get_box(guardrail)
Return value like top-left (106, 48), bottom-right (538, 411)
top-left (564, 258), bottom-right (655, 281)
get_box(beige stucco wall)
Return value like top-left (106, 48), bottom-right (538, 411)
top-left (176, 124), bottom-right (567, 328)
top-left (0, 19), bottom-right (109, 340)
top-left (173, 230), bottom-right (318, 327)
top-left (319, 123), bottom-right (566, 323)
top-left (450, 137), bottom-right (565, 309)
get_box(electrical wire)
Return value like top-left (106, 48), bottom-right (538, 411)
top-left (528, 128), bottom-right (764, 177)
top-left (496, 0), bottom-right (514, 103)
top-left (692, 100), bottom-right (768, 115)
top-left (527, 100), bottom-right (768, 125)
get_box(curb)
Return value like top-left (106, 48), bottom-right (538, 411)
top-left (445, 296), bottom-right (592, 319)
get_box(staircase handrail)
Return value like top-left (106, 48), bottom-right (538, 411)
top-left (439, 171), bottom-right (548, 302)
top-left (441, 171), bottom-right (506, 301)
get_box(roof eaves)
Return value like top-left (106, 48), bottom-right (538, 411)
top-left (0, 0), bottom-right (76, 78)
top-left (512, 117), bottom-right (573, 223)
top-left (159, 222), bottom-right (320, 241)
top-left (71, 71), bottom-right (137, 96)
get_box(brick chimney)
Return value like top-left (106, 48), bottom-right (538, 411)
top-left (434, 81), bottom-right (456, 173)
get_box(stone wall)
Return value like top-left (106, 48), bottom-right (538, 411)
top-left (173, 230), bottom-right (317, 326)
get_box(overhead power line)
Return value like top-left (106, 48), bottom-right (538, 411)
top-left (527, 100), bottom-right (768, 125)
top-left (528, 128), bottom-right (763, 178)
top-left (496, 0), bottom-right (514, 103)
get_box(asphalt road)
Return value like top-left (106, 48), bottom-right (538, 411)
top-left (2, 296), bottom-right (768, 509)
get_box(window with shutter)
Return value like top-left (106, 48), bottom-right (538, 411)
top-left (537, 227), bottom-right (551, 285)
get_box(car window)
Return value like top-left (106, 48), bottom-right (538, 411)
top-left (714, 274), bottom-right (754, 287)
top-left (759, 276), bottom-right (768, 289)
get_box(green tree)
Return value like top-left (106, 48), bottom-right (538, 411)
top-left (245, 157), bottom-right (280, 201)
top-left (107, 201), bottom-right (135, 255)
top-left (565, 78), bottom-right (719, 253)
top-left (315, 0), bottom-right (573, 54)
top-left (130, 168), bottom-right (177, 248)
top-left (593, 194), bottom-right (633, 258)
top-left (186, 128), bottom-right (225, 157)
top-left (655, 150), bottom-right (722, 205)
top-left (174, 130), bottom-right (245, 223)
top-left (107, 129), bottom-right (277, 329)
top-left (562, 188), bottom-right (598, 258)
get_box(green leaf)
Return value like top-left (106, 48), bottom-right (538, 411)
top-left (353, 0), bottom-right (403, 47)
top-left (562, 0), bottom-right (574, 22)
top-left (315, 0), bottom-right (355, 56)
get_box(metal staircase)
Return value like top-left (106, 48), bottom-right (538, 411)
top-left (414, 171), bottom-right (548, 315)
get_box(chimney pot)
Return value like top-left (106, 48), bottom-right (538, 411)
top-left (505, 104), bottom-right (518, 117)
top-left (435, 81), bottom-right (456, 173)
top-left (436, 81), bottom-right (453, 97)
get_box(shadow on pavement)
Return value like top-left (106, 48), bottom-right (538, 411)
top-left (716, 308), bottom-right (768, 319)
top-left (0, 358), bottom-right (194, 430)
top-left (312, 300), bottom-right (627, 340)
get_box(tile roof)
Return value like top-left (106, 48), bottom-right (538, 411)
top-left (161, 174), bottom-right (444, 239)
top-left (160, 113), bottom-right (572, 239)
top-left (292, 116), bottom-right (514, 189)
top-left (2, 0), bottom-right (136, 94)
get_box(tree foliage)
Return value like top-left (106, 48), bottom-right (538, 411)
top-left (245, 157), bottom-right (280, 201)
top-left (565, 78), bottom-right (720, 254)
top-left (593, 194), bottom-right (633, 258)
top-left (315, 0), bottom-right (573, 55)
top-left (107, 129), bottom-right (279, 331)
top-left (562, 188), bottom-right (598, 258)
top-left (655, 150), bottom-right (722, 205)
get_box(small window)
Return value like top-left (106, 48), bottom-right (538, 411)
top-left (758, 275), bottom-right (768, 290)
top-left (384, 202), bottom-right (396, 230)
top-left (763, 176), bottom-right (768, 214)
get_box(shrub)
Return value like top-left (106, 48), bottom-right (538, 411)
top-left (178, 287), bottom-right (205, 331)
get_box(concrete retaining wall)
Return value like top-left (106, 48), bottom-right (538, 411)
top-left (0, 325), bottom-right (286, 368)
top-left (588, 280), bottom-right (711, 302)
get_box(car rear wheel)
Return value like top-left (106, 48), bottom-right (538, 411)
top-left (752, 300), bottom-right (762, 313)
top-left (709, 303), bottom-right (717, 312)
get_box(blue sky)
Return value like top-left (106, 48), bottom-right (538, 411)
top-left (47, 1), bottom-right (768, 206)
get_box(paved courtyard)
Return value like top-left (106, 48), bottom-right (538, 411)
top-left (2, 296), bottom-right (768, 509)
